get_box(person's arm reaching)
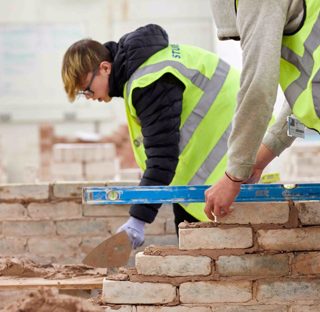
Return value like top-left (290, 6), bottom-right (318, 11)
top-left (205, 0), bottom-right (290, 219)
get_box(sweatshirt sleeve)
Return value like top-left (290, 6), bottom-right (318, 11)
top-left (262, 99), bottom-right (296, 156)
top-left (227, 0), bottom-right (290, 179)
top-left (129, 73), bottom-right (184, 223)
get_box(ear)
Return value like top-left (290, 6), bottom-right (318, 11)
top-left (100, 61), bottom-right (112, 75)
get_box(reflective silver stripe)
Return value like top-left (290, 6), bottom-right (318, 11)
top-left (126, 61), bottom-right (209, 97)
top-left (188, 124), bottom-right (231, 185)
top-left (179, 59), bottom-right (230, 151)
top-left (312, 69), bottom-right (320, 117)
top-left (281, 13), bottom-right (320, 116)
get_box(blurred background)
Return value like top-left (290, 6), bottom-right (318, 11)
top-left (0, 0), bottom-right (318, 184)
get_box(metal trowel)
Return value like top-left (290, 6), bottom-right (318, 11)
top-left (82, 231), bottom-right (132, 268)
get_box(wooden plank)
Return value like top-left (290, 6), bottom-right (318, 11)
top-left (0, 276), bottom-right (104, 290)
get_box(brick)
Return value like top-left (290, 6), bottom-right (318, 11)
top-left (53, 181), bottom-right (137, 198)
top-left (212, 306), bottom-right (288, 312)
top-left (157, 204), bottom-right (174, 218)
top-left (179, 227), bottom-right (253, 250)
top-left (28, 237), bottom-right (81, 257)
top-left (2, 221), bottom-right (55, 236)
top-left (258, 228), bottom-right (320, 251)
top-left (291, 306), bottom-right (320, 312)
top-left (28, 202), bottom-right (82, 220)
top-left (292, 252), bottom-right (320, 275)
top-left (180, 281), bottom-right (252, 303)
top-left (51, 162), bottom-right (83, 180)
top-left (257, 280), bottom-right (320, 303)
top-left (0, 183), bottom-right (49, 200)
top-left (219, 202), bottom-right (289, 224)
top-left (85, 160), bottom-right (117, 180)
top-left (296, 202), bottom-right (320, 225)
top-left (216, 254), bottom-right (289, 277)
top-left (56, 219), bottom-right (109, 236)
top-left (165, 218), bottom-right (177, 234)
top-left (0, 203), bottom-right (27, 220)
top-left (137, 306), bottom-right (212, 312)
top-left (104, 306), bottom-right (133, 312)
top-left (142, 235), bottom-right (178, 248)
top-left (136, 252), bottom-right (211, 276)
top-left (83, 204), bottom-right (130, 217)
top-left (0, 237), bottom-right (26, 254)
top-left (102, 280), bottom-right (176, 304)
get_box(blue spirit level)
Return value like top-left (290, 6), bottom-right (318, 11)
top-left (82, 183), bottom-right (320, 205)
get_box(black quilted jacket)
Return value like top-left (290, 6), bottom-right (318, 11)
top-left (105, 24), bottom-right (184, 223)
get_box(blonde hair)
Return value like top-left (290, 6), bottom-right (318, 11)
top-left (61, 39), bottom-right (112, 102)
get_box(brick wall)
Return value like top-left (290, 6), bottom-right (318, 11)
top-left (102, 200), bottom-right (320, 311)
top-left (0, 181), bottom-right (176, 264)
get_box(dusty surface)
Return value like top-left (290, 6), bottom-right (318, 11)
top-left (1, 288), bottom-right (103, 312)
top-left (0, 257), bottom-right (105, 279)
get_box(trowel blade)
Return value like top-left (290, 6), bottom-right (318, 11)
top-left (82, 231), bottom-right (132, 268)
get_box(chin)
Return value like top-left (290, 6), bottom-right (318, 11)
top-left (103, 96), bottom-right (112, 103)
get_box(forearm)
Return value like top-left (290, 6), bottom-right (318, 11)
top-left (227, 0), bottom-right (289, 179)
top-left (262, 100), bottom-right (296, 156)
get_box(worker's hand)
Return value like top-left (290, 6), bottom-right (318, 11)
top-left (116, 216), bottom-right (145, 249)
top-left (204, 173), bottom-right (242, 220)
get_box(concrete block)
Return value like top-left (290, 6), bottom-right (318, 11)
top-left (216, 254), bottom-right (289, 277)
top-left (136, 252), bottom-right (211, 276)
top-left (179, 227), bottom-right (253, 250)
top-left (257, 280), bottom-right (320, 303)
top-left (83, 204), bottom-right (130, 217)
top-left (53, 181), bottom-right (106, 198)
top-left (0, 203), bottom-right (27, 220)
top-left (2, 221), bottom-right (55, 236)
top-left (51, 162), bottom-right (83, 180)
top-left (102, 280), bottom-right (176, 304)
top-left (28, 202), bottom-right (82, 220)
top-left (258, 228), bottom-right (320, 251)
top-left (53, 181), bottom-right (137, 199)
top-left (0, 237), bottom-right (26, 255)
top-left (180, 281), bottom-right (252, 303)
top-left (0, 183), bottom-right (49, 200)
top-left (292, 252), bottom-right (320, 275)
top-left (219, 202), bottom-right (289, 224)
top-left (85, 160), bottom-right (117, 180)
top-left (296, 202), bottom-right (320, 225)
top-left (28, 237), bottom-right (81, 258)
top-left (56, 219), bottom-right (110, 236)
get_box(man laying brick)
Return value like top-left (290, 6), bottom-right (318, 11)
top-left (205, 0), bottom-right (320, 221)
top-left (61, 24), bottom-right (240, 248)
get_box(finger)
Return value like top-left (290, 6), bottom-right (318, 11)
top-left (204, 202), bottom-right (216, 221)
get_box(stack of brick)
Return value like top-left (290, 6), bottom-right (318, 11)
top-left (0, 181), bottom-right (176, 264)
top-left (102, 201), bottom-right (320, 311)
top-left (51, 143), bottom-right (118, 181)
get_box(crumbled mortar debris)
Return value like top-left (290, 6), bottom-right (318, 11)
top-left (0, 257), bottom-right (105, 279)
top-left (1, 288), bottom-right (104, 312)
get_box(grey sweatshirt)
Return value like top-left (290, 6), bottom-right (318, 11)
top-left (210, 0), bottom-right (305, 179)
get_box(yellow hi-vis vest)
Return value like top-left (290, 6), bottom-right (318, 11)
top-left (280, 0), bottom-right (320, 131)
top-left (123, 44), bottom-right (240, 221)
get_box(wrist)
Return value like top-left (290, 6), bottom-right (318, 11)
top-left (225, 171), bottom-right (244, 183)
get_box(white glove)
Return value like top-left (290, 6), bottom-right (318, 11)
top-left (116, 216), bottom-right (145, 249)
